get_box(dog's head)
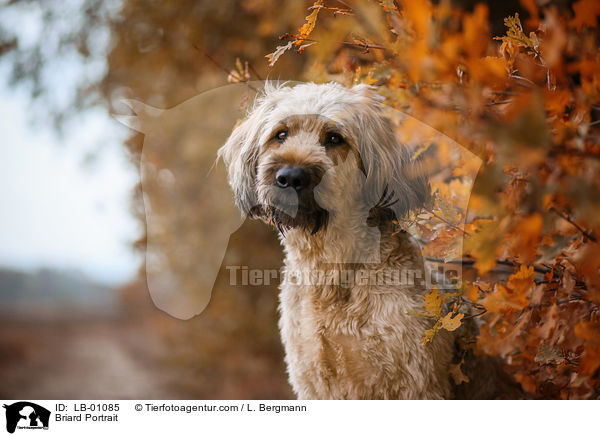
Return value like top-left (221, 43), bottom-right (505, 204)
top-left (218, 82), bottom-right (429, 235)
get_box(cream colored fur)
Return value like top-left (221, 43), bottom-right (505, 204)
top-left (220, 82), bottom-right (455, 399)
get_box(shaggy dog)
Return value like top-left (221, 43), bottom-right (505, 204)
top-left (219, 82), bottom-right (456, 399)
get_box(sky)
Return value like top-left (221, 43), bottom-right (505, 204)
top-left (0, 2), bottom-right (140, 285)
top-left (0, 83), bottom-right (140, 285)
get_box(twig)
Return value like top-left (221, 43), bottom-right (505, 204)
top-left (462, 307), bottom-right (487, 319)
top-left (550, 207), bottom-right (598, 243)
top-left (486, 100), bottom-right (512, 106)
top-left (508, 74), bottom-right (535, 88)
top-left (193, 44), bottom-right (231, 77)
top-left (248, 63), bottom-right (263, 81)
top-left (549, 146), bottom-right (600, 161)
top-left (425, 208), bottom-right (471, 236)
top-left (289, 36), bottom-right (389, 53)
top-left (334, 0), bottom-right (353, 9)
top-left (492, 90), bottom-right (524, 97)
top-left (495, 258), bottom-right (552, 274)
top-left (425, 257), bottom-right (475, 266)
top-left (341, 40), bottom-right (387, 51)
top-left (425, 257), bottom-right (553, 275)
top-left (308, 4), bottom-right (353, 15)
top-left (193, 44), bottom-right (258, 92)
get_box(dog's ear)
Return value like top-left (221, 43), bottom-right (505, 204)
top-left (350, 85), bottom-right (430, 220)
top-left (218, 118), bottom-right (261, 217)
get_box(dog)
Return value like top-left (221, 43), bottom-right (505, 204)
top-left (219, 82), bottom-right (455, 399)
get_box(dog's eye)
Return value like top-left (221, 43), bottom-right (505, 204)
top-left (275, 130), bottom-right (288, 143)
top-left (324, 133), bottom-right (344, 147)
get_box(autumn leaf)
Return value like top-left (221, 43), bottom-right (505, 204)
top-left (296, 0), bottom-right (323, 44)
top-left (423, 287), bottom-right (442, 317)
top-left (574, 321), bottom-right (600, 343)
top-left (574, 322), bottom-right (600, 375)
top-left (520, 0), bottom-right (540, 28)
top-left (399, 0), bottom-right (432, 39)
top-left (463, 4), bottom-right (489, 58)
top-left (532, 303), bottom-right (559, 339)
top-left (570, 0), bottom-right (600, 31)
top-left (265, 41), bottom-right (294, 67)
top-left (463, 218), bottom-right (506, 274)
top-left (449, 362), bottom-right (470, 384)
top-left (481, 283), bottom-right (529, 313)
top-left (534, 343), bottom-right (564, 364)
top-left (509, 214), bottom-right (543, 263)
top-left (227, 58), bottom-right (250, 83)
top-left (422, 326), bottom-right (438, 345)
top-left (440, 312), bottom-right (464, 332)
top-left (507, 265), bottom-right (535, 297)
top-left (538, 234), bottom-right (573, 262)
top-left (495, 13), bottom-right (538, 52)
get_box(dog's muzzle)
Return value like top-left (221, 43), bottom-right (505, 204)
top-left (267, 164), bottom-right (327, 235)
top-left (275, 166), bottom-right (311, 192)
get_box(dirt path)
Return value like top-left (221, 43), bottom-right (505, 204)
top-left (0, 319), bottom-right (176, 399)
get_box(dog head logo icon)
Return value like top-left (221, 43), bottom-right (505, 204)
top-left (3, 402), bottom-right (50, 434)
top-left (115, 81), bottom-right (481, 319)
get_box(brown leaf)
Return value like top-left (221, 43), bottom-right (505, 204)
top-left (533, 304), bottom-right (559, 339)
top-left (449, 362), bottom-right (470, 384)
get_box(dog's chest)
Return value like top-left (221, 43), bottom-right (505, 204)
top-left (279, 284), bottom-right (421, 399)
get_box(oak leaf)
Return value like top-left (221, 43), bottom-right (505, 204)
top-left (440, 312), bottom-right (464, 331)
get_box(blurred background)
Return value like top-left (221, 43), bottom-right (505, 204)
top-left (0, 0), bottom-right (532, 399)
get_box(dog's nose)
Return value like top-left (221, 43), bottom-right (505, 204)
top-left (275, 166), bottom-right (311, 191)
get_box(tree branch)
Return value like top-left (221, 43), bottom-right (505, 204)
top-left (193, 44), bottom-right (258, 92)
top-left (550, 207), bottom-right (597, 243)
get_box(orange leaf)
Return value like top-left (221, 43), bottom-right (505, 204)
top-left (510, 214), bottom-right (543, 263)
top-left (440, 312), bottom-right (464, 331)
top-left (400, 0), bottom-right (433, 39)
top-left (463, 4), bottom-right (489, 59)
top-left (571, 0), bottom-right (600, 31)
top-left (296, 1), bottom-right (323, 43)
top-left (423, 287), bottom-right (442, 317)
top-left (507, 264), bottom-right (535, 296)
top-left (574, 322), bottom-right (600, 375)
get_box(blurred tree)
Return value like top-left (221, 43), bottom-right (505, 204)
top-left (0, 0), bottom-right (118, 130)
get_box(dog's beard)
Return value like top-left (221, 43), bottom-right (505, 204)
top-left (258, 187), bottom-right (328, 236)
top-left (267, 205), bottom-right (327, 236)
